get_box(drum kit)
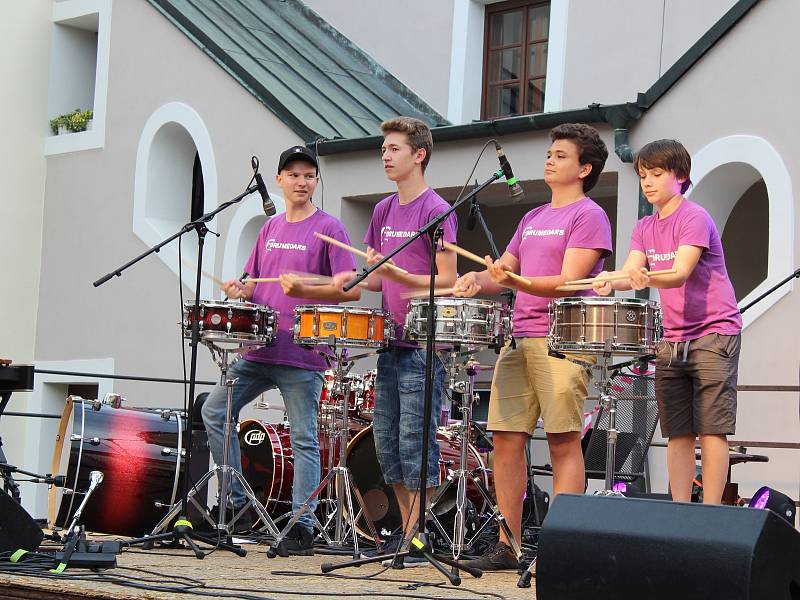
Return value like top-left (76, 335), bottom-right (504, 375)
top-left (46, 291), bottom-right (663, 558)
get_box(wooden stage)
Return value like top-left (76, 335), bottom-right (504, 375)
top-left (0, 538), bottom-right (537, 600)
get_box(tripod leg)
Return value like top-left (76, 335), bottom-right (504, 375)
top-left (150, 468), bottom-right (215, 535)
top-left (232, 470), bottom-right (280, 536)
top-left (468, 472), bottom-right (523, 559)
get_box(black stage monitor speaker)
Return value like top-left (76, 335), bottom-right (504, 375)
top-left (536, 494), bottom-right (800, 600)
top-left (0, 492), bottom-right (44, 553)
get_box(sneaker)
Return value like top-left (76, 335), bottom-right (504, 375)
top-left (459, 541), bottom-right (519, 571)
top-left (206, 504), bottom-right (253, 534)
top-left (272, 523), bottom-right (314, 557)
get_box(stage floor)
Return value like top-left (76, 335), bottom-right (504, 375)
top-left (0, 540), bottom-right (536, 600)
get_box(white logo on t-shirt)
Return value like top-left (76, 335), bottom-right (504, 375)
top-left (521, 226), bottom-right (565, 240)
top-left (265, 238), bottom-right (307, 252)
top-left (380, 226), bottom-right (415, 244)
top-left (647, 249), bottom-right (677, 263)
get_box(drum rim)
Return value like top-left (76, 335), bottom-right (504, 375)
top-left (408, 297), bottom-right (504, 308)
top-left (553, 297), bottom-right (659, 308)
top-left (293, 335), bottom-right (389, 348)
top-left (183, 300), bottom-right (271, 312)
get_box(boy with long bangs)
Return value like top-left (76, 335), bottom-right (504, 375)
top-left (361, 116), bottom-right (458, 561)
top-left (453, 123), bottom-right (613, 570)
top-left (595, 139), bottom-right (741, 505)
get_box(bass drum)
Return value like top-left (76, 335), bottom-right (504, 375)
top-left (238, 419), bottom-right (339, 518)
top-left (347, 425), bottom-right (490, 539)
top-left (49, 396), bottom-right (207, 537)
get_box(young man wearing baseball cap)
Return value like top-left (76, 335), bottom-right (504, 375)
top-left (202, 145), bottom-right (360, 555)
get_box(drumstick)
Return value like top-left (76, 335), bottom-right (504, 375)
top-left (441, 241), bottom-right (531, 286)
top-left (564, 268), bottom-right (678, 286)
top-left (314, 232), bottom-right (409, 275)
top-left (401, 287), bottom-right (455, 299)
top-left (180, 258), bottom-right (225, 287)
top-left (555, 283), bottom-right (595, 292)
top-left (244, 275), bottom-right (332, 283)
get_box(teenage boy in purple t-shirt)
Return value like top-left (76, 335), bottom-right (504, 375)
top-left (453, 123), bottom-right (612, 571)
top-left (361, 117), bottom-right (458, 560)
top-left (202, 146), bottom-right (360, 555)
top-left (595, 139), bottom-right (742, 505)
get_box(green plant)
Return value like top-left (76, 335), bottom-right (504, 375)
top-left (49, 108), bottom-right (94, 134)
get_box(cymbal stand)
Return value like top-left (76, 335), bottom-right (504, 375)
top-left (268, 344), bottom-right (380, 558)
top-left (426, 353), bottom-right (522, 560)
top-left (149, 342), bottom-right (280, 538)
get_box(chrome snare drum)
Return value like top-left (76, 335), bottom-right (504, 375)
top-left (293, 305), bottom-right (393, 348)
top-left (404, 297), bottom-right (510, 348)
top-left (183, 300), bottom-right (275, 346)
top-left (548, 296), bottom-right (661, 355)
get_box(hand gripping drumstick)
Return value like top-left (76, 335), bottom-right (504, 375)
top-left (314, 232), bottom-right (409, 275)
top-left (563, 268), bottom-right (678, 286)
top-left (441, 241), bottom-right (532, 286)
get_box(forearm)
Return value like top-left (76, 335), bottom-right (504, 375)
top-left (513, 274), bottom-right (577, 298)
top-left (294, 283), bottom-right (362, 302)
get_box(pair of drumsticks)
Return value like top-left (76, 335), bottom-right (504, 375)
top-left (314, 234), bottom-right (676, 297)
top-left (181, 258), bottom-right (343, 289)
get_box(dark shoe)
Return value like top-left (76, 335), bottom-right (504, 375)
top-left (207, 504), bottom-right (253, 534)
top-left (362, 534), bottom-right (403, 559)
top-left (273, 523), bottom-right (314, 557)
top-left (459, 542), bottom-right (519, 571)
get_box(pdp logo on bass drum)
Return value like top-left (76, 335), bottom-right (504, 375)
top-left (244, 429), bottom-right (266, 446)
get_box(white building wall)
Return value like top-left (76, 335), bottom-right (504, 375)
top-left (0, 2), bottom-right (52, 486)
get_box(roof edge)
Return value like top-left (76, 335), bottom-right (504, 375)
top-left (314, 0), bottom-right (760, 156)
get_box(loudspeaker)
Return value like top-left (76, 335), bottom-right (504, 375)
top-left (0, 491), bottom-right (44, 553)
top-left (536, 494), bottom-right (800, 600)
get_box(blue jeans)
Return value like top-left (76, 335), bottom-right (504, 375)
top-left (201, 358), bottom-right (323, 531)
top-left (373, 347), bottom-right (444, 489)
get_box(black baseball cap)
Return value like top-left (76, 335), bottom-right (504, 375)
top-left (277, 146), bottom-right (318, 173)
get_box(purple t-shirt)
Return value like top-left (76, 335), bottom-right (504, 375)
top-left (364, 188), bottom-right (458, 344)
top-left (243, 209), bottom-right (356, 370)
top-left (631, 199), bottom-right (741, 341)
top-left (507, 197), bottom-right (612, 337)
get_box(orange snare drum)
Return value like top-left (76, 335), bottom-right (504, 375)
top-left (293, 305), bottom-right (393, 348)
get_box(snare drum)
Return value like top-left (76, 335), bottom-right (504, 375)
top-left (183, 300), bottom-right (275, 346)
top-left (49, 397), bottom-right (208, 536)
top-left (404, 298), bottom-right (510, 347)
top-left (293, 305), bottom-right (393, 348)
top-left (548, 296), bottom-right (662, 355)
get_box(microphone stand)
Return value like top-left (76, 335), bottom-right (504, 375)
top-left (739, 267), bottom-right (800, 314)
top-left (94, 168), bottom-right (265, 559)
top-left (321, 168), bottom-right (508, 585)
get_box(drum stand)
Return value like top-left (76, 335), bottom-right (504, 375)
top-left (592, 342), bottom-right (625, 496)
top-left (427, 355), bottom-right (523, 560)
top-left (268, 345), bottom-right (380, 559)
top-left (149, 343), bottom-right (280, 539)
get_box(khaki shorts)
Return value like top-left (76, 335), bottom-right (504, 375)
top-left (488, 337), bottom-right (593, 435)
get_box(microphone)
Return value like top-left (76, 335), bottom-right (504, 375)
top-left (251, 156), bottom-right (276, 216)
top-left (30, 475), bottom-right (68, 487)
top-left (494, 142), bottom-right (524, 201)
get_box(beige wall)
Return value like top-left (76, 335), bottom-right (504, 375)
top-left (0, 2), bottom-right (52, 485)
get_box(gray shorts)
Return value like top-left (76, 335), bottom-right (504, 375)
top-left (655, 332), bottom-right (740, 438)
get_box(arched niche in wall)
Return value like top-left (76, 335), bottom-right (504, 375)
top-left (689, 135), bottom-right (793, 328)
top-left (133, 102), bottom-right (218, 297)
top-left (220, 194), bottom-right (286, 298)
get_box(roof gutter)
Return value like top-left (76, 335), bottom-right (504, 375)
top-left (313, 0), bottom-right (759, 161)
